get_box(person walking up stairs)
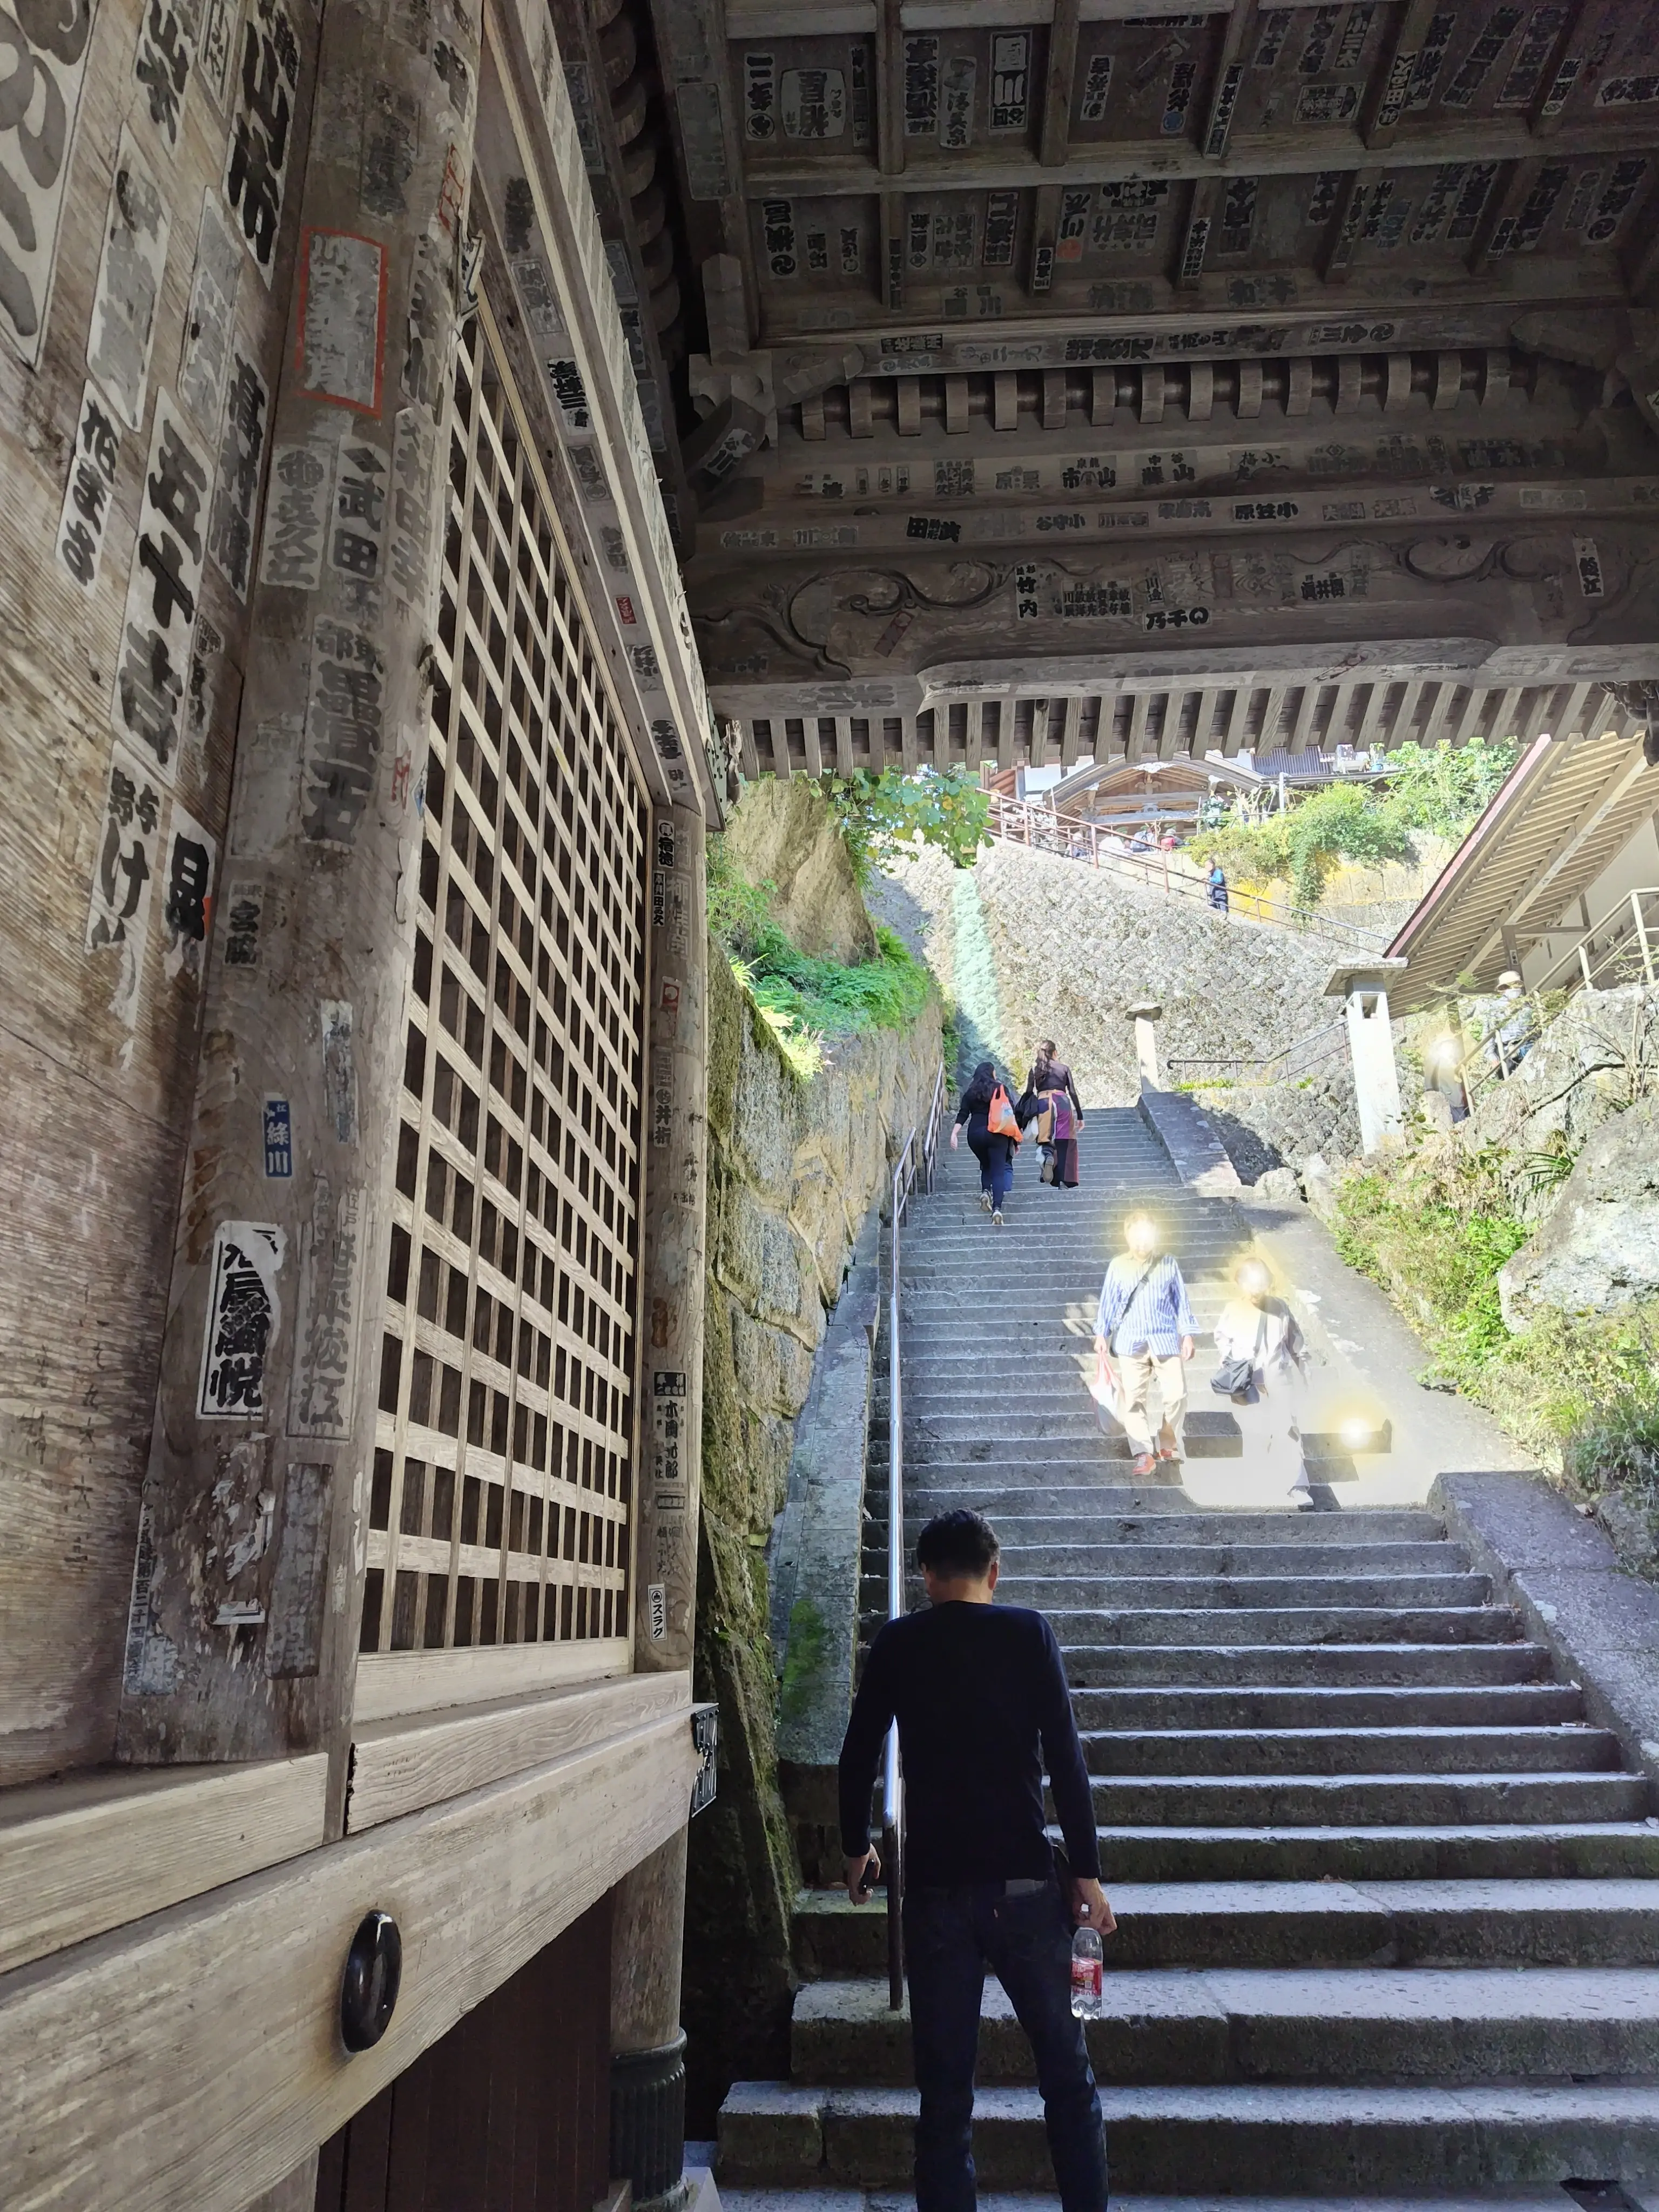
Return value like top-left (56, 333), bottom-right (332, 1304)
top-left (718, 1108), bottom-right (1659, 2207)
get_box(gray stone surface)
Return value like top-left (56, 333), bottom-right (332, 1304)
top-left (1138, 1085), bottom-right (1243, 1195)
top-left (721, 778), bottom-right (876, 966)
top-left (1499, 1100), bottom-right (1659, 1325)
top-left (1434, 1469), bottom-right (1659, 1802)
top-left (771, 1208), bottom-right (880, 1775)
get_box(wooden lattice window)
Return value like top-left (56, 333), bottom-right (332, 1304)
top-left (363, 311), bottom-right (648, 1673)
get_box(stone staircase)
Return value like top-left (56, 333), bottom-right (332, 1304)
top-left (719, 1108), bottom-right (1659, 2206)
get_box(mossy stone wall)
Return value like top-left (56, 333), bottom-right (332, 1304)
top-left (684, 940), bottom-right (941, 2129)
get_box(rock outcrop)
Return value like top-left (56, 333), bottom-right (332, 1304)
top-left (720, 774), bottom-right (876, 964)
top-left (1498, 1100), bottom-right (1659, 1326)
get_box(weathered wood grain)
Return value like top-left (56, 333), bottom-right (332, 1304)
top-left (0, 1756), bottom-right (326, 1974)
top-left (347, 1668), bottom-right (687, 1830)
top-left (352, 1635), bottom-right (631, 1724)
top-left (0, 1709), bottom-right (696, 2212)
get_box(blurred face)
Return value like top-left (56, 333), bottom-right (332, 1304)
top-left (1125, 1215), bottom-right (1158, 1259)
top-left (1237, 1262), bottom-right (1270, 1308)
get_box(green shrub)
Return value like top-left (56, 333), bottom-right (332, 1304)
top-left (819, 767), bottom-right (991, 885)
top-left (1331, 1141), bottom-right (1659, 1492)
top-left (1189, 738), bottom-right (1518, 908)
top-left (742, 921), bottom-right (932, 1040)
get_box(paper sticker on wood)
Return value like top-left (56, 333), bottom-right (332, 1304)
top-left (87, 126), bottom-right (173, 428)
top-left (296, 227), bottom-right (386, 410)
top-left (198, 1220), bottom-right (286, 1419)
top-left (207, 348), bottom-right (271, 597)
top-left (178, 192), bottom-right (242, 431)
top-left (112, 388), bottom-right (216, 780)
top-left (133, 0), bottom-right (198, 155)
top-left (197, 0), bottom-right (241, 107)
top-left (304, 618), bottom-right (384, 845)
top-left (258, 436), bottom-right (338, 589)
top-left (160, 801), bottom-right (218, 987)
top-left (288, 1181), bottom-right (363, 1438)
top-left (85, 739), bottom-right (166, 1025)
top-left (0, 0), bottom-right (97, 367)
top-left (224, 0), bottom-right (300, 284)
top-left (56, 381), bottom-right (123, 591)
top-left (266, 1461), bottom-right (331, 1675)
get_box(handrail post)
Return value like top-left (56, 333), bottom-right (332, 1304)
top-left (884, 1139), bottom-right (909, 2010)
top-left (1638, 889), bottom-right (1656, 987)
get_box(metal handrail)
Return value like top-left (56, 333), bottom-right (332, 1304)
top-left (985, 793), bottom-right (1389, 953)
top-left (881, 1060), bottom-right (946, 2011)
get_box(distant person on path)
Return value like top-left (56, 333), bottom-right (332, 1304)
top-left (1208, 861), bottom-right (1229, 913)
top-left (1488, 970), bottom-right (1538, 1078)
top-left (1094, 1213), bottom-right (1197, 1476)
top-left (1025, 1038), bottom-right (1083, 1190)
top-left (839, 1508), bottom-right (1114, 2212)
top-left (950, 1060), bottom-right (1020, 1225)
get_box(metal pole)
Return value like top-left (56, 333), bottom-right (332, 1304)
top-left (1637, 890), bottom-right (1656, 986)
top-left (885, 1141), bottom-right (908, 2012)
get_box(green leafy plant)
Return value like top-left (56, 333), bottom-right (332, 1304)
top-left (818, 767), bottom-right (992, 885)
top-left (707, 837), bottom-right (775, 954)
top-left (1188, 739), bottom-right (1519, 908)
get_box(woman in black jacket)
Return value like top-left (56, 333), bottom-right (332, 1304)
top-left (1027, 1038), bottom-right (1084, 1190)
top-left (949, 1060), bottom-right (1017, 1224)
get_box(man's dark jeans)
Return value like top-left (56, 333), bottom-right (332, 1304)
top-left (903, 1879), bottom-right (1109, 2212)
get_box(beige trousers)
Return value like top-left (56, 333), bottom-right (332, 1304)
top-left (1116, 1352), bottom-right (1187, 1456)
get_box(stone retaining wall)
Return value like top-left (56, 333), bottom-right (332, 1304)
top-left (684, 940), bottom-right (941, 2129)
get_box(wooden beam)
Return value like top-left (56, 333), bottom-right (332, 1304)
top-left (901, 714), bottom-right (920, 775)
top-left (1175, 178), bottom-right (1217, 292)
top-left (1258, 684), bottom-right (1289, 754)
top-left (1041, 369), bottom-right (1068, 430)
top-left (0, 1758), bottom-right (326, 1979)
top-left (348, 1671), bottom-right (688, 1832)
top-left (834, 715), bottom-right (857, 775)
top-left (965, 699), bottom-right (988, 771)
top-left (1157, 690), bottom-right (1185, 761)
top-left (1125, 690), bottom-right (1152, 764)
top-left (1059, 694), bottom-right (1083, 769)
top-left (1193, 686), bottom-right (1222, 755)
top-left (1532, 0), bottom-right (1611, 137)
top-left (944, 374), bottom-right (969, 433)
top-left (1220, 686), bottom-right (1252, 757)
top-left (1469, 160), bottom-right (1534, 275)
top-left (877, 0), bottom-right (904, 176)
top-left (1039, 0), bottom-right (1081, 168)
top-left (741, 116), bottom-right (1659, 198)
top-left (881, 190), bottom-right (905, 311)
top-left (0, 1710), bottom-right (698, 2212)
top-left (1028, 182), bottom-right (1061, 298)
top-left (1447, 685), bottom-right (1489, 750)
top-left (803, 714), bottom-right (826, 775)
top-left (1200, 0), bottom-right (1258, 163)
top-left (1361, 0), bottom-right (1442, 149)
top-left (1286, 680), bottom-right (1321, 754)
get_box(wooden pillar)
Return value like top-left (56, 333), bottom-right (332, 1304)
top-left (610, 796), bottom-right (709, 2208)
top-left (112, 0), bottom-right (483, 1826)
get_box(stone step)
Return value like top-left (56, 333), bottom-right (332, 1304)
top-left (1078, 1773), bottom-right (1649, 1828)
top-left (1084, 1824), bottom-right (1659, 1882)
top-left (1047, 1605), bottom-right (1522, 1648)
top-left (1057, 1643), bottom-right (1554, 1688)
top-left (1074, 1726), bottom-right (1621, 1778)
top-left (989, 1542), bottom-right (1469, 1575)
top-left (998, 1574), bottom-right (1492, 1610)
top-left (790, 1879), bottom-right (1659, 1979)
top-left (723, 2191), bottom-right (1582, 2212)
top-left (900, 1428), bottom-right (1245, 1463)
top-left (872, 1509), bottom-right (1453, 1545)
top-left (716, 2078), bottom-right (1659, 2194)
top-left (1070, 1684), bottom-right (1586, 1730)
top-left (788, 1967), bottom-right (1659, 2087)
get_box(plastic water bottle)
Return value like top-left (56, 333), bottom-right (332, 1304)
top-left (1070, 1924), bottom-right (1103, 2018)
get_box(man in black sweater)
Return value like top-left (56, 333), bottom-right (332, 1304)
top-left (840, 1508), bottom-right (1113, 2212)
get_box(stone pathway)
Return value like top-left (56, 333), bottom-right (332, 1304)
top-left (719, 1109), bottom-right (1659, 2204)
